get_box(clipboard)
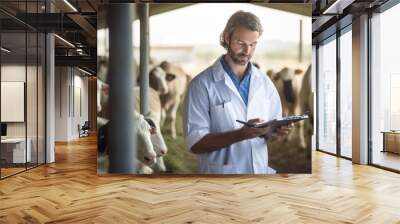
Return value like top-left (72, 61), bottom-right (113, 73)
top-left (236, 114), bottom-right (309, 129)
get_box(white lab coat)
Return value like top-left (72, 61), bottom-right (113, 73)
top-left (183, 56), bottom-right (282, 174)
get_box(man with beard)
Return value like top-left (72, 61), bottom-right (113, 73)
top-left (183, 11), bottom-right (292, 174)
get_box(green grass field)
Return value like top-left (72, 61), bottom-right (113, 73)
top-left (161, 106), bottom-right (198, 174)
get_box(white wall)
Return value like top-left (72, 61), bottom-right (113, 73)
top-left (1, 63), bottom-right (46, 164)
top-left (55, 67), bottom-right (89, 141)
top-left (1, 65), bottom-right (27, 138)
top-left (55, 66), bottom-right (69, 141)
top-left (71, 72), bottom-right (89, 138)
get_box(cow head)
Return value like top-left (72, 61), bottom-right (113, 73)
top-left (277, 67), bottom-right (303, 82)
top-left (134, 112), bottom-right (157, 166)
top-left (159, 61), bottom-right (177, 83)
top-left (149, 66), bottom-right (169, 95)
top-left (275, 67), bottom-right (303, 104)
top-left (145, 115), bottom-right (168, 157)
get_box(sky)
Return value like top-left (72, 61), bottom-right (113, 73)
top-left (133, 3), bottom-right (312, 47)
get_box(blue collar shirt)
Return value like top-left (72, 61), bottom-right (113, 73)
top-left (219, 56), bottom-right (252, 106)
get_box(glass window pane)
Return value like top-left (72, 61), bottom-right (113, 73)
top-left (1, 31), bottom-right (27, 177)
top-left (371, 3), bottom-right (400, 171)
top-left (38, 33), bottom-right (45, 165)
top-left (27, 31), bottom-right (38, 169)
top-left (1, 1), bottom-right (46, 179)
top-left (340, 29), bottom-right (352, 158)
top-left (318, 37), bottom-right (337, 154)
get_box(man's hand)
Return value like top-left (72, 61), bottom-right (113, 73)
top-left (190, 119), bottom-right (266, 154)
top-left (239, 118), bottom-right (269, 139)
top-left (190, 118), bottom-right (289, 154)
top-left (264, 122), bottom-right (294, 140)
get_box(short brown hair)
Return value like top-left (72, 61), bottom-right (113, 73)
top-left (220, 10), bottom-right (263, 50)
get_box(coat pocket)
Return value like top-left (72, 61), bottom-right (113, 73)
top-left (209, 101), bottom-right (233, 132)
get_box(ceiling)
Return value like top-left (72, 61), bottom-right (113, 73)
top-left (311, 0), bottom-right (390, 44)
top-left (0, 0), bottom-right (312, 73)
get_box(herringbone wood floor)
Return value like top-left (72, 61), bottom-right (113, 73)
top-left (1, 135), bottom-right (400, 223)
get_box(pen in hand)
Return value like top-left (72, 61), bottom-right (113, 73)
top-left (236, 120), bottom-right (254, 127)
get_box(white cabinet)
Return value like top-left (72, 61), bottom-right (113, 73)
top-left (1, 138), bottom-right (32, 163)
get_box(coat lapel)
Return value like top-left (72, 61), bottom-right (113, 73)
top-left (248, 66), bottom-right (264, 105)
top-left (211, 57), bottom-right (245, 107)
